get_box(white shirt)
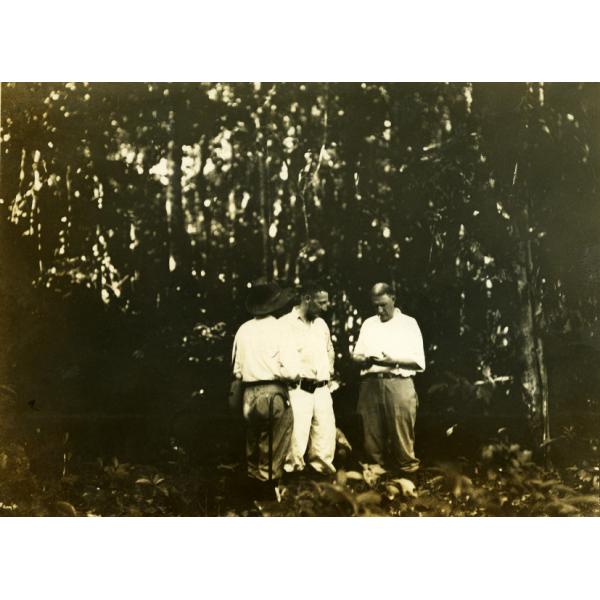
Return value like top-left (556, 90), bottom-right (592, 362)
top-left (232, 316), bottom-right (297, 382)
top-left (278, 307), bottom-right (334, 381)
top-left (353, 308), bottom-right (425, 377)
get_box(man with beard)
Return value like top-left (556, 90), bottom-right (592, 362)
top-left (280, 281), bottom-right (337, 476)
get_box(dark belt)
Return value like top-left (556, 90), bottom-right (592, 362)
top-left (362, 372), bottom-right (410, 380)
top-left (298, 378), bottom-right (329, 394)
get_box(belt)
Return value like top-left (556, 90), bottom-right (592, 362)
top-left (243, 379), bottom-right (287, 388)
top-left (297, 378), bottom-right (329, 394)
top-left (362, 372), bottom-right (410, 380)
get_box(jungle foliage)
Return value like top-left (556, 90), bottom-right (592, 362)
top-left (1, 83), bottom-right (599, 515)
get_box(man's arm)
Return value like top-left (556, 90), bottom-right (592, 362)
top-left (351, 353), bottom-right (376, 367)
top-left (232, 333), bottom-right (243, 379)
top-left (323, 321), bottom-right (335, 377)
top-left (351, 322), bottom-right (376, 368)
top-left (373, 318), bottom-right (426, 371)
top-left (371, 354), bottom-right (422, 370)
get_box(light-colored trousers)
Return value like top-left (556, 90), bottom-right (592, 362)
top-left (284, 387), bottom-right (336, 474)
top-left (357, 377), bottom-right (420, 472)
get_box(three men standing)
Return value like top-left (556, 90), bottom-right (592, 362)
top-left (232, 279), bottom-right (425, 493)
top-left (352, 283), bottom-right (426, 474)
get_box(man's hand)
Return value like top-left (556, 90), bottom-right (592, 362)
top-left (285, 375), bottom-right (301, 388)
top-left (372, 352), bottom-right (397, 367)
top-left (352, 353), bottom-right (376, 367)
top-left (373, 353), bottom-right (422, 370)
top-left (228, 379), bottom-right (244, 414)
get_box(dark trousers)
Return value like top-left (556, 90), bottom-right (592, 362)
top-left (244, 383), bottom-right (293, 482)
top-left (357, 377), bottom-right (420, 472)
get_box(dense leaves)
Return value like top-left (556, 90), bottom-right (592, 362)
top-left (1, 83), bottom-right (599, 515)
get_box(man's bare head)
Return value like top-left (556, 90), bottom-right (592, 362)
top-left (371, 282), bottom-right (396, 322)
top-left (371, 282), bottom-right (394, 298)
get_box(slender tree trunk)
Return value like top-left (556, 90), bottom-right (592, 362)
top-left (514, 257), bottom-right (544, 436)
top-left (30, 150), bottom-right (43, 275)
top-left (511, 162), bottom-right (551, 454)
top-left (64, 164), bottom-right (73, 254)
top-left (196, 136), bottom-right (211, 287)
top-left (165, 104), bottom-right (190, 288)
top-left (225, 186), bottom-right (241, 301)
top-left (257, 149), bottom-right (270, 280)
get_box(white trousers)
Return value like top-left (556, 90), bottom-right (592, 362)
top-left (285, 387), bottom-right (336, 474)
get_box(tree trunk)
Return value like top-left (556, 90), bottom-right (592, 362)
top-left (196, 136), bottom-right (211, 295)
top-left (30, 149), bottom-right (43, 275)
top-left (64, 164), bottom-right (73, 254)
top-left (165, 105), bottom-right (190, 288)
top-left (512, 163), bottom-right (551, 454)
top-left (257, 149), bottom-right (270, 280)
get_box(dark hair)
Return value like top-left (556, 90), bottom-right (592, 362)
top-left (301, 280), bottom-right (328, 297)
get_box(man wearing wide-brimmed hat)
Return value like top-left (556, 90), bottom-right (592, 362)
top-left (232, 281), bottom-right (298, 496)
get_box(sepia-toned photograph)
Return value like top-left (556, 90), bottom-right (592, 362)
top-left (1, 81), bottom-right (598, 517)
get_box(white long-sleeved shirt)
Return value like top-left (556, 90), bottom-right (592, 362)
top-left (353, 308), bottom-right (425, 377)
top-left (232, 316), bottom-right (298, 382)
top-left (277, 307), bottom-right (334, 381)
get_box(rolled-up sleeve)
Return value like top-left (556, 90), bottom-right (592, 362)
top-left (353, 323), bottom-right (367, 357)
top-left (324, 322), bottom-right (335, 376)
top-left (232, 335), bottom-right (242, 379)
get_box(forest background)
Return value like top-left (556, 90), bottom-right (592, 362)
top-left (1, 81), bottom-right (599, 516)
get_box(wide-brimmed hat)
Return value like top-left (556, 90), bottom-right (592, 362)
top-left (245, 281), bottom-right (296, 316)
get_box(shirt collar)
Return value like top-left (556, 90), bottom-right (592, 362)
top-left (254, 315), bottom-right (276, 322)
top-left (378, 307), bottom-right (402, 322)
top-left (292, 305), bottom-right (313, 324)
